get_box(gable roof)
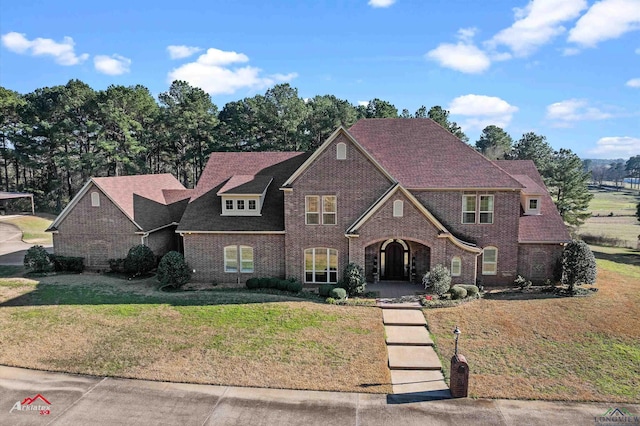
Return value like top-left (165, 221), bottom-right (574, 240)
top-left (217, 175), bottom-right (273, 196)
top-left (348, 119), bottom-right (524, 189)
top-left (48, 173), bottom-right (187, 232)
top-left (494, 160), bottom-right (571, 243)
top-left (178, 152), bottom-right (310, 232)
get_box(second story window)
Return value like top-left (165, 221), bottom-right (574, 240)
top-left (306, 195), bottom-right (337, 225)
top-left (462, 194), bottom-right (494, 224)
top-left (462, 195), bottom-right (476, 224)
top-left (479, 195), bottom-right (494, 224)
top-left (248, 199), bottom-right (256, 210)
top-left (91, 191), bottom-right (100, 207)
top-left (237, 200), bottom-right (245, 210)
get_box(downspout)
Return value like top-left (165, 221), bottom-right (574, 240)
top-left (141, 232), bottom-right (149, 246)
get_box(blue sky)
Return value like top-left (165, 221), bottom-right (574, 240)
top-left (1, 0), bottom-right (639, 159)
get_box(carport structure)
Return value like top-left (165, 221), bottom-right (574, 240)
top-left (0, 191), bottom-right (35, 215)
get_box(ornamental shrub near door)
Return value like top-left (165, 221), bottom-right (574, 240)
top-left (157, 251), bottom-right (191, 289)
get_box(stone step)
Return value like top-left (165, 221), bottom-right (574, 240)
top-left (385, 325), bottom-right (433, 346)
top-left (387, 345), bottom-right (442, 370)
top-left (376, 301), bottom-right (422, 309)
top-left (382, 309), bottom-right (426, 326)
top-left (390, 370), bottom-right (450, 395)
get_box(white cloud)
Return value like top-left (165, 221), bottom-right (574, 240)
top-left (358, 101), bottom-right (369, 107)
top-left (167, 45), bottom-right (202, 60)
top-left (626, 78), bottom-right (640, 88)
top-left (94, 54), bottom-right (131, 75)
top-left (448, 94), bottom-right (519, 130)
top-left (427, 28), bottom-right (491, 74)
top-left (1, 31), bottom-right (88, 65)
top-left (167, 48), bottom-right (296, 95)
top-left (588, 136), bottom-right (640, 158)
top-left (546, 99), bottom-right (613, 126)
top-left (488, 0), bottom-right (587, 57)
top-left (368, 0), bottom-right (396, 8)
top-left (562, 47), bottom-right (580, 56)
top-left (568, 0), bottom-right (640, 47)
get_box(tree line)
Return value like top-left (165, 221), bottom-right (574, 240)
top-left (1, 80), bottom-right (593, 225)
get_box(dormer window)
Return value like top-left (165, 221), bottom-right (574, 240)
top-left (218, 175), bottom-right (272, 217)
top-left (525, 197), bottom-right (541, 215)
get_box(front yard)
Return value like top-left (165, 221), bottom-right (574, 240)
top-left (426, 245), bottom-right (639, 403)
top-left (0, 272), bottom-right (391, 393)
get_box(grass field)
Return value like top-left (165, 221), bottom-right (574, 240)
top-left (577, 189), bottom-right (639, 248)
top-left (0, 215), bottom-right (53, 244)
top-left (425, 245), bottom-right (640, 403)
top-left (0, 272), bottom-right (391, 394)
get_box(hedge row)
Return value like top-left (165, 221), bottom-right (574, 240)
top-left (50, 255), bottom-right (85, 273)
top-left (246, 277), bottom-right (303, 293)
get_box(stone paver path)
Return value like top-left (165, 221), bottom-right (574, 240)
top-left (379, 302), bottom-right (450, 396)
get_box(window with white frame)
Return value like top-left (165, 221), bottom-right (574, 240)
top-left (225, 199), bottom-right (234, 210)
top-left (222, 197), bottom-right (261, 216)
top-left (482, 247), bottom-right (498, 275)
top-left (479, 195), bottom-right (494, 224)
top-left (236, 199), bottom-right (245, 210)
top-left (336, 142), bottom-right (347, 160)
top-left (248, 199), bottom-right (257, 210)
top-left (393, 200), bottom-right (404, 217)
top-left (224, 245), bottom-right (254, 273)
top-left (91, 191), bottom-right (100, 207)
top-left (526, 197), bottom-right (540, 215)
top-left (304, 248), bottom-right (338, 283)
top-left (451, 257), bottom-right (461, 277)
top-left (462, 195), bottom-right (476, 223)
top-left (306, 195), bottom-right (336, 225)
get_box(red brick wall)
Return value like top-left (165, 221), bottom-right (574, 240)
top-left (147, 226), bottom-right (180, 256)
top-left (413, 191), bottom-right (521, 285)
top-left (284, 133), bottom-right (393, 282)
top-left (183, 233), bottom-right (285, 285)
top-left (518, 243), bottom-right (563, 283)
top-left (53, 184), bottom-right (141, 270)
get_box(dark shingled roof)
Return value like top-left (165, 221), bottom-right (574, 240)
top-left (494, 160), bottom-right (571, 243)
top-left (178, 152), bottom-right (310, 232)
top-left (217, 175), bottom-right (273, 195)
top-left (348, 119), bottom-right (523, 189)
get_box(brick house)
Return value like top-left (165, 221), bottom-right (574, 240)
top-left (177, 118), bottom-right (570, 286)
top-left (47, 174), bottom-right (192, 270)
top-left (50, 118), bottom-right (570, 285)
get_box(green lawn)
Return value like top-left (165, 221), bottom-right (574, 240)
top-left (577, 189), bottom-right (640, 248)
top-left (425, 245), bottom-right (640, 403)
top-left (0, 273), bottom-right (391, 393)
top-left (0, 215), bottom-right (53, 244)
top-left (587, 189), bottom-right (639, 216)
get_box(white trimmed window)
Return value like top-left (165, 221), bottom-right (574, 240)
top-left (236, 199), bottom-right (245, 210)
top-left (393, 200), bottom-right (404, 217)
top-left (91, 191), bottom-right (100, 207)
top-left (525, 197), bottom-right (540, 215)
top-left (451, 257), bottom-right (461, 277)
top-left (482, 247), bottom-right (498, 275)
top-left (306, 195), bottom-right (337, 225)
top-left (479, 195), bottom-right (494, 224)
top-left (225, 199), bottom-right (234, 210)
top-left (224, 245), bottom-right (254, 273)
top-left (462, 195), bottom-right (476, 223)
top-left (248, 199), bottom-right (257, 210)
top-left (336, 142), bottom-right (347, 160)
top-left (305, 248), bottom-right (338, 283)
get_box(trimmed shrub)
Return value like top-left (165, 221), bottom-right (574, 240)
top-left (423, 264), bottom-right (451, 295)
top-left (23, 245), bottom-right (52, 273)
top-left (449, 285), bottom-right (467, 299)
top-left (330, 287), bottom-right (347, 300)
top-left (286, 279), bottom-right (303, 293)
top-left (109, 258), bottom-right (125, 273)
top-left (318, 284), bottom-right (336, 297)
top-left (266, 277), bottom-right (279, 289)
top-left (124, 245), bottom-right (156, 276)
top-left (246, 278), bottom-right (260, 289)
top-left (157, 251), bottom-right (191, 289)
top-left (50, 255), bottom-right (85, 273)
top-left (342, 263), bottom-right (366, 296)
top-left (562, 239), bottom-right (597, 294)
top-left (457, 284), bottom-right (479, 297)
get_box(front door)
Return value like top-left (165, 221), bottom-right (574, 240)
top-left (385, 242), bottom-right (406, 280)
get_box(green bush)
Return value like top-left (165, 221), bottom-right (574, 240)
top-left (342, 263), bottom-right (366, 296)
top-left (449, 285), bottom-right (468, 299)
top-left (124, 245), bottom-right (156, 276)
top-left (50, 255), bottom-right (85, 273)
top-left (246, 278), bottom-right (260, 289)
top-left (330, 287), bottom-right (347, 300)
top-left (562, 239), bottom-right (597, 294)
top-left (457, 284), bottom-right (479, 297)
top-left (318, 284), bottom-right (336, 297)
top-left (326, 297), bottom-right (336, 304)
top-left (157, 251), bottom-right (191, 289)
top-left (286, 279), bottom-right (303, 293)
top-left (23, 245), bottom-right (52, 273)
top-left (423, 264), bottom-right (451, 295)
top-left (109, 258), bottom-right (125, 273)
top-left (514, 275), bottom-right (532, 289)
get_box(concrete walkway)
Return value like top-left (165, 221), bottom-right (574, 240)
top-left (1, 366), bottom-right (637, 426)
top-left (380, 303), bottom-right (450, 397)
top-left (0, 219), bottom-right (53, 265)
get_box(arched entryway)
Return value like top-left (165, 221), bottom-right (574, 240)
top-left (380, 239), bottom-right (410, 281)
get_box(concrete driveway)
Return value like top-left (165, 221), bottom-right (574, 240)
top-left (0, 366), bottom-right (637, 425)
top-left (0, 219), bottom-right (52, 265)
